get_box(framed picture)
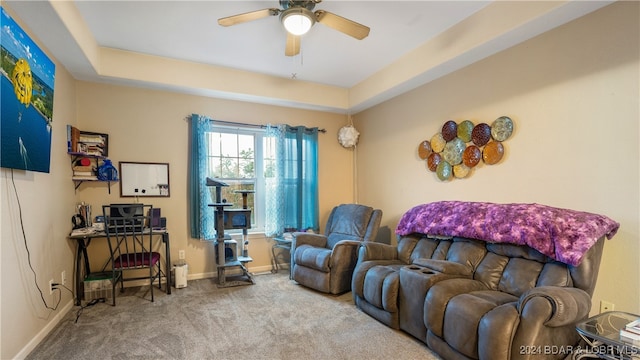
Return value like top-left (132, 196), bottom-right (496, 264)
top-left (1, 7), bottom-right (56, 173)
top-left (119, 162), bottom-right (170, 197)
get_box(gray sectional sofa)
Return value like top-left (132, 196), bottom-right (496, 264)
top-left (351, 201), bottom-right (619, 360)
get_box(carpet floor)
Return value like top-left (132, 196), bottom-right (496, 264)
top-left (26, 272), bottom-right (441, 360)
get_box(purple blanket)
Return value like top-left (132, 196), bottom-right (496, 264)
top-left (395, 201), bottom-right (619, 266)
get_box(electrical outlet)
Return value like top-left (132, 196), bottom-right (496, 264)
top-left (600, 300), bottom-right (615, 313)
top-left (61, 270), bottom-right (66, 286)
top-left (179, 250), bottom-right (185, 260)
top-left (49, 279), bottom-right (55, 295)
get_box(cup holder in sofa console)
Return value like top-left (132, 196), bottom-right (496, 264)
top-left (398, 265), bottom-right (462, 341)
top-left (407, 266), bottom-right (436, 275)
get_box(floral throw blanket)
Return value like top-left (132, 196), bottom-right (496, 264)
top-left (395, 201), bottom-right (620, 266)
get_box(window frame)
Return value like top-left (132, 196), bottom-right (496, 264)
top-left (207, 125), bottom-right (267, 234)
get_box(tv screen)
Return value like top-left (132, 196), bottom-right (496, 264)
top-left (0, 7), bottom-right (56, 173)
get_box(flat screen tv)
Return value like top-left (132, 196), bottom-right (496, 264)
top-left (0, 7), bottom-right (56, 173)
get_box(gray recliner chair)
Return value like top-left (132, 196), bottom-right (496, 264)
top-left (291, 204), bottom-right (383, 294)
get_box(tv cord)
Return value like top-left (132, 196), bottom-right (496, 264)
top-left (10, 169), bottom-right (61, 312)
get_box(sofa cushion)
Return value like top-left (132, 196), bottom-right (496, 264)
top-left (499, 258), bottom-right (544, 296)
top-left (424, 278), bottom-right (490, 338)
top-left (294, 245), bottom-right (331, 272)
top-left (363, 265), bottom-right (401, 312)
top-left (476, 244), bottom-right (573, 297)
top-left (409, 238), bottom-right (451, 263)
top-left (537, 262), bottom-right (573, 287)
top-left (394, 235), bottom-right (438, 264)
top-left (446, 238), bottom-right (487, 268)
top-left (444, 291), bottom-right (519, 358)
top-left (326, 204), bottom-right (374, 248)
top-left (474, 252), bottom-right (510, 289)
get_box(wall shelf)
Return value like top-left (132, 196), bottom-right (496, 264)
top-left (68, 152), bottom-right (117, 194)
top-left (72, 178), bottom-right (116, 193)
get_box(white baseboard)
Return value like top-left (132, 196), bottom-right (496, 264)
top-left (122, 263), bottom-right (288, 286)
top-left (186, 263), bottom-right (286, 281)
top-left (16, 300), bottom-right (74, 359)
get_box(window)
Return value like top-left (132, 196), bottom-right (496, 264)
top-left (188, 115), bottom-right (319, 240)
top-left (205, 126), bottom-right (268, 233)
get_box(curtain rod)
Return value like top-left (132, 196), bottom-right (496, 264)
top-left (213, 119), bottom-right (326, 133)
top-left (186, 116), bottom-right (326, 133)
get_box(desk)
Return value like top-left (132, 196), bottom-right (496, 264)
top-left (575, 311), bottom-right (640, 359)
top-left (271, 237), bottom-right (292, 279)
top-left (69, 229), bottom-right (171, 306)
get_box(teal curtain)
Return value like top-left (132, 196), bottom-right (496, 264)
top-left (188, 114), bottom-right (215, 239)
top-left (265, 124), bottom-right (319, 236)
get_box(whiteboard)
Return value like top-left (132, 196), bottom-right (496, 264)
top-left (119, 162), bottom-right (170, 197)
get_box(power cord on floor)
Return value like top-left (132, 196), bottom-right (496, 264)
top-left (74, 297), bottom-right (106, 323)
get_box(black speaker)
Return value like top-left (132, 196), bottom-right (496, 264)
top-left (150, 208), bottom-right (161, 228)
top-left (160, 217), bottom-right (167, 228)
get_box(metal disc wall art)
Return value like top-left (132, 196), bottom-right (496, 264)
top-left (457, 120), bottom-right (474, 143)
top-left (427, 153), bottom-right (441, 171)
top-left (416, 116), bottom-right (514, 181)
top-left (418, 140), bottom-right (432, 160)
top-left (471, 123), bottom-right (492, 147)
top-left (463, 145), bottom-right (482, 167)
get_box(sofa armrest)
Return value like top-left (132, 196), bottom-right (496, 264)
top-left (518, 286), bottom-right (592, 327)
top-left (330, 240), bottom-right (362, 271)
top-left (357, 242), bottom-right (398, 262)
top-left (292, 233), bottom-right (328, 249)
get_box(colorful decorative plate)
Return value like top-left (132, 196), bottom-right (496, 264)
top-left (483, 141), bottom-right (504, 165)
top-left (421, 116), bottom-right (514, 181)
top-left (457, 120), bottom-right (474, 143)
top-left (427, 153), bottom-right (441, 172)
top-left (453, 163), bottom-right (471, 178)
top-left (491, 116), bottom-right (514, 142)
top-left (436, 161), bottom-right (452, 181)
top-left (471, 123), bottom-right (492, 146)
top-left (462, 145), bottom-right (482, 167)
top-left (442, 137), bottom-right (465, 165)
top-left (418, 140), bottom-right (432, 160)
top-left (441, 120), bottom-right (458, 142)
top-left (430, 133), bottom-right (446, 153)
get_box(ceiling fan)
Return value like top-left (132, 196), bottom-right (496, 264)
top-left (218, 0), bottom-right (370, 56)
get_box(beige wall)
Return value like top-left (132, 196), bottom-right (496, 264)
top-left (354, 1), bottom-right (639, 315)
top-left (1, 5), bottom-right (78, 358)
top-left (74, 82), bottom-right (353, 277)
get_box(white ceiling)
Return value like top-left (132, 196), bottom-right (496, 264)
top-left (5, 0), bottom-right (614, 113)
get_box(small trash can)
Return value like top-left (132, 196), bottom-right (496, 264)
top-left (173, 262), bottom-right (188, 289)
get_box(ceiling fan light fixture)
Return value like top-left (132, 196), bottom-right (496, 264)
top-left (281, 8), bottom-right (315, 36)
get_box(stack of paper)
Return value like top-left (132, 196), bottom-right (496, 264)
top-left (620, 318), bottom-right (640, 346)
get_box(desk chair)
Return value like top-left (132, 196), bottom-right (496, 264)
top-left (103, 204), bottom-right (162, 305)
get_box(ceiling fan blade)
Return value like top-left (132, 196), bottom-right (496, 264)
top-left (285, 32), bottom-right (301, 56)
top-left (315, 10), bottom-right (370, 40)
top-left (218, 8), bottom-right (279, 27)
